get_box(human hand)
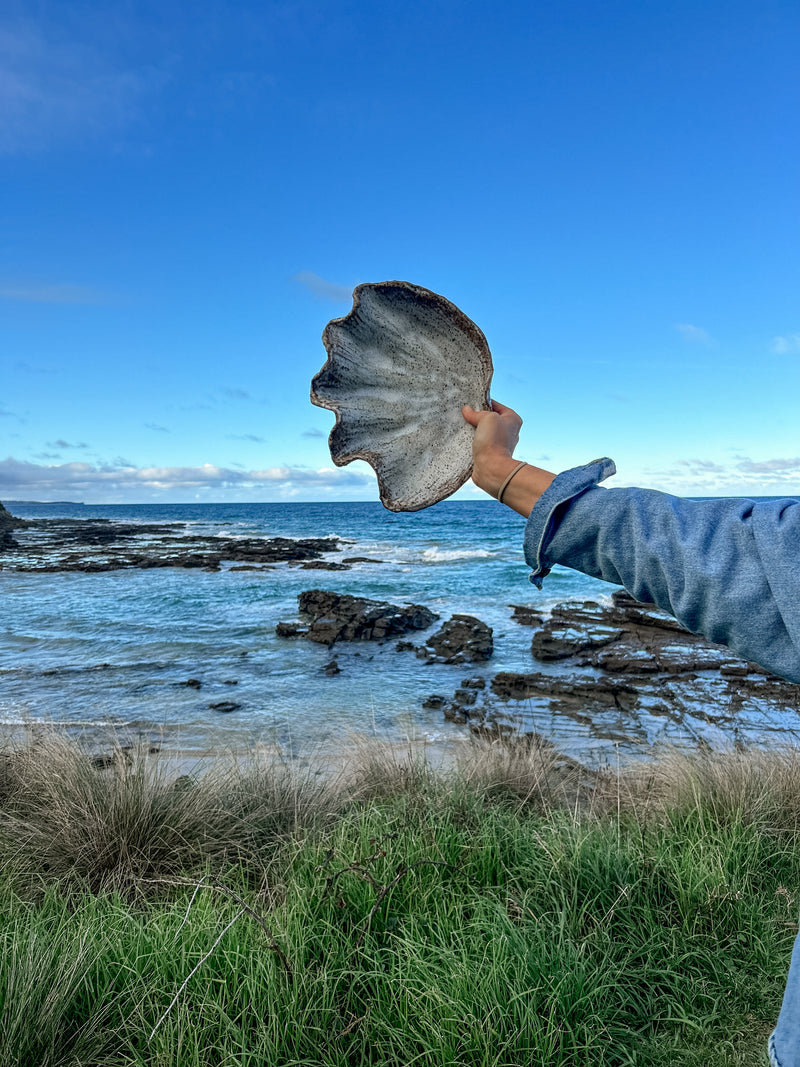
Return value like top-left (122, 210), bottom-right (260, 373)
top-left (461, 400), bottom-right (523, 497)
top-left (462, 399), bottom-right (555, 514)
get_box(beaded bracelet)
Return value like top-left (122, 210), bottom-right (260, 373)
top-left (496, 461), bottom-right (528, 504)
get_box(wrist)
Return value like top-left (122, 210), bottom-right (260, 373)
top-left (472, 452), bottom-right (556, 517)
top-left (472, 450), bottom-right (520, 498)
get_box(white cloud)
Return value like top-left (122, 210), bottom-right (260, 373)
top-left (674, 323), bottom-right (713, 345)
top-left (0, 456), bottom-right (374, 500)
top-left (770, 335), bottom-right (800, 355)
top-left (0, 282), bottom-right (106, 304)
top-left (293, 272), bottom-right (353, 303)
top-left (642, 454), bottom-right (800, 496)
top-left (675, 458), bottom-right (727, 473)
top-left (302, 428), bottom-right (326, 438)
top-left (737, 457), bottom-right (800, 474)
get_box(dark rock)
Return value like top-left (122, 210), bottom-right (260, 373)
top-left (492, 671), bottom-right (641, 713)
top-left (209, 701), bottom-right (241, 713)
top-left (223, 679), bottom-right (238, 685)
top-left (508, 604), bottom-right (545, 627)
top-left (422, 695), bottom-right (447, 709)
top-left (90, 750), bottom-right (132, 770)
top-left (470, 721), bottom-right (515, 739)
top-left (461, 676), bottom-right (486, 689)
top-left (342, 557), bottom-right (385, 564)
top-left (720, 663), bottom-right (750, 678)
top-left (593, 640), bottom-right (731, 675)
top-left (422, 614), bottom-right (493, 664)
top-left (295, 590), bottom-right (437, 646)
top-left (298, 560), bottom-right (350, 570)
top-left (323, 659), bottom-right (341, 676)
top-left (453, 687), bottom-right (478, 706)
top-left (731, 673), bottom-right (800, 705)
top-left (531, 620), bottom-right (624, 661)
top-left (529, 598), bottom-right (723, 673)
top-left (396, 640), bottom-right (416, 652)
top-left (0, 502), bottom-right (26, 533)
top-left (0, 502), bottom-right (27, 550)
top-left (529, 601), bottom-right (623, 661)
top-left (3, 518), bottom-right (343, 573)
top-left (443, 703), bottom-right (468, 725)
top-left (275, 622), bottom-right (308, 638)
top-left (610, 589), bottom-right (685, 630)
top-left (182, 678), bottom-right (202, 689)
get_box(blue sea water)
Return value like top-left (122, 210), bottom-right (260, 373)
top-left (3, 498), bottom-right (796, 761)
top-left (1, 500), bottom-right (617, 754)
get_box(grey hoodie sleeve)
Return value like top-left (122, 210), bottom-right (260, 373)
top-left (523, 460), bottom-right (800, 683)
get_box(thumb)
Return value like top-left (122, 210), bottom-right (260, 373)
top-left (462, 404), bottom-right (481, 427)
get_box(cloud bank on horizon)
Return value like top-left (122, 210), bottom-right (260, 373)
top-left (2, 0), bottom-right (798, 502)
top-left (0, 456), bottom-right (373, 502)
top-left (5, 449), bottom-right (800, 504)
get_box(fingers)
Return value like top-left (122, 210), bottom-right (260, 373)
top-left (462, 400), bottom-right (522, 427)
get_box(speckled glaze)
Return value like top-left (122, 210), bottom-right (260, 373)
top-left (311, 281), bottom-right (493, 512)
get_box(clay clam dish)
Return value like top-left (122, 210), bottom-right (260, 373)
top-left (310, 281), bottom-right (493, 512)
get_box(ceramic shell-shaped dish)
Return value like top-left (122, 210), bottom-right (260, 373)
top-left (310, 281), bottom-right (493, 512)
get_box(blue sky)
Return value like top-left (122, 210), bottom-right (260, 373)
top-left (1, 0), bottom-right (798, 503)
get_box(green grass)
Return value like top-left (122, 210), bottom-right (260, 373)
top-left (0, 736), bottom-right (796, 1065)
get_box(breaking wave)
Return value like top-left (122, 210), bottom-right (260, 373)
top-left (420, 547), bottom-right (495, 563)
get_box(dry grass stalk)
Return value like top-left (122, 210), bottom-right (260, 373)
top-left (341, 735), bottom-right (435, 803)
top-left (617, 744), bottom-right (800, 833)
top-left (0, 732), bottom-right (339, 892)
top-left (453, 733), bottom-right (587, 812)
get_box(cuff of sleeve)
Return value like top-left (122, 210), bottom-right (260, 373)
top-left (524, 458), bottom-right (616, 588)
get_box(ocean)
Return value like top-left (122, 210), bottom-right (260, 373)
top-left (3, 499), bottom-right (797, 763)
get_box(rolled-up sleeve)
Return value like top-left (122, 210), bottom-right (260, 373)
top-left (524, 458), bottom-right (618, 588)
top-left (523, 462), bottom-right (800, 683)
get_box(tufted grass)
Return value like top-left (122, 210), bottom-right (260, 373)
top-left (0, 735), bottom-right (797, 1065)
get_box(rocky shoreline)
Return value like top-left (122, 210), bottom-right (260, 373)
top-left (0, 507), bottom-right (358, 572)
top-left (277, 586), bottom-right (800, 746)
top-left (4, 503), bottom-right (800, 752)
